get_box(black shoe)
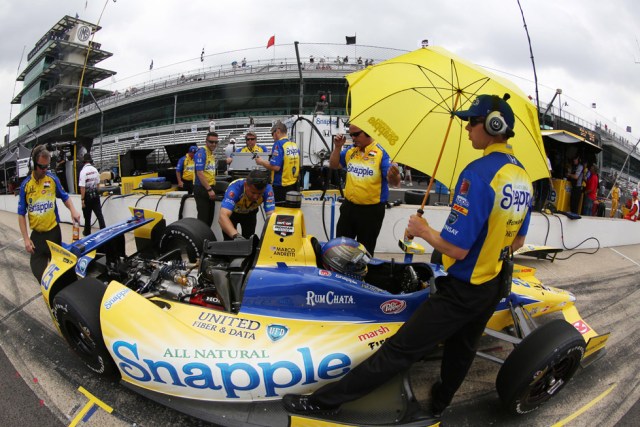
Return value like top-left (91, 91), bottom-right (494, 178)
top-left (282, 394), bottom-right (340, 415)
top-left (82, 229), bottom-right (90, 237)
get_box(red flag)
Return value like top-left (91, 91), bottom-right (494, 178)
top-left (266, 35), bottom-right (275, 49)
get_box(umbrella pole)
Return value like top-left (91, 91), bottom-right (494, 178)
top-left (403, 92), bottom-right (461, 244)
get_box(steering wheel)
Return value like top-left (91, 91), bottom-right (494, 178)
top-left (400, 265), bottom-right (421, 293)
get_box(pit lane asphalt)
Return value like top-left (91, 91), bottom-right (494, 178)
top-left (0, 208), bottom-right (638, 427)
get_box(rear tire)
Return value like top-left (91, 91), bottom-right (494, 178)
top-left (159, 217), bottom-right (216, 262)
top-left (496, 319), bottom-right (585, 415)
top-left (404, 189), bottom-right (429, 206)
top-left (52, 278), bottom-right (119, 378)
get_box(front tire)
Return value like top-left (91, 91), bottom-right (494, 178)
top-left (496, 319), bottom-right (585, 415)
top-left (52, 278), bottom-right (119, 378)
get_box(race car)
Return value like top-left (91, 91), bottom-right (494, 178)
top-left (39, 193), bottom-right (609, 426)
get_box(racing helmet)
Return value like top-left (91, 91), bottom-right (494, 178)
top-left (321, 237), bottom-right (371, 278)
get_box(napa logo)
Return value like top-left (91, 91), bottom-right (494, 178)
top-left (266, 324), bottom-right (289, 342)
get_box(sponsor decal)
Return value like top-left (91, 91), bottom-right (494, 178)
top-left (104, 288), bottom-right (130, 309)
top-left (267, 324), bottom-right (289, 342)
top-left (346, 163), bottom-right (375, 178)
top-left (162, 348), bottom-right (269, 359)
top-left (357, 325), bottom-right (390, 342)
top-left (368, 339), bottom-right (387, 350)
top-left (194, 312), bottom-right (261, 340)
top-left (443, 224), bottom-right (459, 236)
top-left (455, 195), bottom-right (469, 207)
top-left (572, 320), bottom-right (592, 335)
top-left (28, 200), bottom-right (54, 214)
top-left (229, 191), bottom-right (235, 198)
top-left (306, 291), bottom-right (355, 307)
top-left (77, 256), bottom-right (90, 276)
top-left (133, 209), bottom-right (145, 219)
top-left (113, 342), bottom-right (351, 398)
top-left (367, 117), bottom-right (399, 145)
top-left (500, 184), bottom-right (531, 211)
top-left (446, 211), bottom-right (458, 225)
top-left (380, 299), bottom-right (406, 314)
top-left (273, 215), bottom-right (294, 237)
top-left (44, 181), bottom-right (51, 188)
top-left (452, 204), bottom-right (469, 216)
top-left (459, 179), bottom-right (470, 195)
top-left (318, 270), bottom-right (331, 277)
top-left (367, 150), bottom-right (377, 157)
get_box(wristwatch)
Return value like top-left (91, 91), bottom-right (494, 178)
top-left (207, 188), bottom-right (214, 193)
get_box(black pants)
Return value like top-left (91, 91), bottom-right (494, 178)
top-left (194, 185), bottom-right (216, 227)
top-left (336, 200), bottom-right (386, 255)
top-left (570, 186), bottom-right (582, 214)
top-left (223, 211), bottom-right (258, 240)
top-left (312, 274), bottom-right (502, 409)
top-left (181, 180), bottom-right (194, 194)
top-left (30, 224), bottom-right (62, 282)
top-left (82, 195), bottom-right (106, 236)
top-left (274, 183), bottom-right (299, 204)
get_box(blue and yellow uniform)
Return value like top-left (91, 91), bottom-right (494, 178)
top-left (221, 179), bottom-right (275, 214)
top-left (441, 143), bottom-right (533, 284)
top-left (177, 155), bottom-right (196, 182)
top-left (220, 178), bottom-right (275, 239)
top-left (340, 143), bottom-right (393, 204)
top-left (269, 138), bottom-right (299, 187)
top-left (194, 146), bottom-right (216, 187)
top-left (18, 171), bottom-right (70, 233)
top-left (236, 144), bottom-right (268, 154)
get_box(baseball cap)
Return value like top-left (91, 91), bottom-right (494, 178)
top-left (83, 153), bottom-right (93, 163)
top-left (188, 145), bottom-right (198, 153)
top-left (454, 94), bottom-right (515, 130)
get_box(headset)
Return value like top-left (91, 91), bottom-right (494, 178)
top-left (484, 95), bottom-right (515, 138)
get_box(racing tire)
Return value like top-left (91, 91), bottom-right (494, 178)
top-left (142, 181), bottom-right (172, 190)
top-left (52, 278), bottom-right (119, 378)
top-left (496, 319), bottom-right (585, 415)
top-left (404, 189), bottom-right (429, 206)
top-left (159, 217), bottom-right (216, 262)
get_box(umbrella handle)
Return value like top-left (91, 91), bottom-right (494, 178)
top-left (403, 208), bottom-right (424, 241)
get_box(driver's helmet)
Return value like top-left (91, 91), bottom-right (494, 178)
top-left (321, 237), bottom-right (371, 278)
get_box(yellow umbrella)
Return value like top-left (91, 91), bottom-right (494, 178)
top-left (346, 46), bottom-right (549, 199)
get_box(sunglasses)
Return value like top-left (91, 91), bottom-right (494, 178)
top-left (206, 139), bottom-right (218, 144)
top-left (36, 163), bottom-right (50, 170)
top-left (246, 137), bottom-right (257, 141)
top-left (349, 130), bottom-right (363, 138)
top-left (468, 116), bottom-right (485, 127)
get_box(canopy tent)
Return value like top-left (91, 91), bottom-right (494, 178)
top-left (541, 129), bottom-right (602, 153)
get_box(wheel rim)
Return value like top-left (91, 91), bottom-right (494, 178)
top-left (65, 321), bottom-right (96, 356)
top-left (522, 352), bottom-right (581, 406)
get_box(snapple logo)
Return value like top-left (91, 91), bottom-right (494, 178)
top-left (112, 341), bottom-right (351, 398)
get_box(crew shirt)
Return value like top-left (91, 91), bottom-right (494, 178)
top-left (79, 163), bottom-right (100, 190)
top-left (18, 171), bottom-right (70, 233)
top-left (237, 144), bottom-right (268, 154)
top-left (177, 155), bottom-right (195, 182)
top-left (221, 179), bottom-right (275, 214)
top-left (440, 143), bottom-right (533, 285)
top-left (269, 138), bottom-right (299, 187)
top-left (340, 143), bottom-right (392, 205)
top-left (194, 146), bottom-right (217, 187)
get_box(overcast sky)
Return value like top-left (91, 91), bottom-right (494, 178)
top-left (2, 0), bottom-right (639, 148)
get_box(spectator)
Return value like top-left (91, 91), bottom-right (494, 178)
top-left (218, 170), bottom-right (275, 240)
top-left (582, 164), bottom-right (599, 216)
top-left (624, 191), bottom-right (640, 221)
top-left (18, 145), bottom-right (81, 281)
top-left (283, 94), bottom-right (532, 422)
top-left (610, 182), bottom-right (620, 218)
top-left (329, 125), bottom-right (401, 255)
top-left (78, 153), bottom-right (106, 236)
top-left (193, 132), bottom-right (219, 227)
top-left (566, 155), bottom-right (584, 214)
top-left (241, 57), bottom-right (247, 67)
top-left (176, 145), bottom-right (197, 194)
top-left (255, 121), bottom-right (300, 202)
top-left (224, 138), bottom-right (237, 165)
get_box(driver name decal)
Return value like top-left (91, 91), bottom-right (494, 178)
top-left (113, 341), bottom-right (351, 398)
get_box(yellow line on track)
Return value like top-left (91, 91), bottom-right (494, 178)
top-left (550, 383), bottom-right (616, 427)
